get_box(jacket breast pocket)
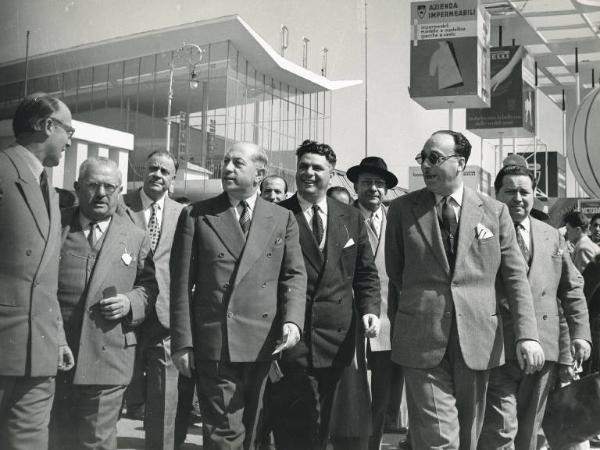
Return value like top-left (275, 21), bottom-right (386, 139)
top-left (340, 246), bottom-right (357, 278)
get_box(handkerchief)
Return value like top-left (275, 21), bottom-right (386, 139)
top-left (344, 238), bottom-right (355, 248)
top-left (476, 223), bottom-right (494, 240)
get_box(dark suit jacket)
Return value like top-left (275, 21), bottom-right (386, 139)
top-left (170, 192), bottom-right (307, 362)
top-left (59, 208), bottom-right (158, 385)
top-left (499, 217), bottom-right (591, 363)
top-left (278, 195), bottom-right (381, 368)
top-left (0, 145), bottom-right (66, 377)
top-left (123, 189), bottom-right (184, 330)
top-left (385, 186), bottom-right (539, 370)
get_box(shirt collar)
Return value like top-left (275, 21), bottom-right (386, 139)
top-left (140, 188), bottom-right (166, 212)
top-left (358, 203), bottom-right (382, 221)
top-left (79, 211), bottom-right (112, 233)
top-left (297, 193), bottom-right (328, 215)
top-left (15, 145), bottom-right (45, 181)
top-left (227, 191), bottom-right (259, 211)
top-left (434, 183), bottom-right (464, 208)
top-left (518, 216), bottom-right (531, 232)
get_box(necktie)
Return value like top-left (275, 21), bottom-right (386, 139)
top-left (515, 223), bottom-right (531, 266)
top-left (441, 196), bottom-right (458, 268)
top-left (88, 222), bottom-right (99, 248)
top-left (239, 200), bottom-right (251, 235)
top-left (369, 212), bottom-right (379, 238)
top-left (312, 204), bottom-right (324, 246)
top-left (39, 169), bottom-right (50, 215)
top-left (147, 202), bottom-right (161, 251)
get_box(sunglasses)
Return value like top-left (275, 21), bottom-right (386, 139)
top-left (415, 152), bottom-right (460, 166)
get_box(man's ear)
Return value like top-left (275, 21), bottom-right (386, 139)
top-left (33, 117), bottom-right (52, 136)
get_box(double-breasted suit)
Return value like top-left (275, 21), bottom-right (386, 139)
top-left (479, 217), bottom-right (591, 450)
top-left (50, 207), bottom-right (157, 450)
top-left (0, 145), bottom-right (66, 450)
top-left (267, 194), bottom-right (380, 450)
top-left (123, 190), bottom-right (184, 449)
top-left (385, 186), bottom-right (539, 449)
top-left (170, 192), bottom-right (306, 449)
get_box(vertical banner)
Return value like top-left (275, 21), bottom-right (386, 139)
top-left (466, 46), bottom-right (536, 137)
top-left (410, 0), bottom-right (490, 109)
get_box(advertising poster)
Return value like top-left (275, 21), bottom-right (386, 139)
top-left (517, 151), bottom-right (566, 198)
top-left (410, 0), bottom-right (491, 109)
top-left (467, 46), bottom-right (536, 138)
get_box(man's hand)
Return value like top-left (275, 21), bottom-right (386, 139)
top-left (362, 314), bottom-right (380, 339)
top-left (516, 339), bottom-right (545, 374)
top-left (272, 322), bottom-right (301, 355)
top-left (99, 294), bottom-right (131, 320)
top-left (558, 364), bottom-right (576, 384)
top-left (173, 348), bottom-right (195, 378)
top-left (571, 338), bottom-right (592, 365)
top-left (57, 345), bottom-right (75, 371)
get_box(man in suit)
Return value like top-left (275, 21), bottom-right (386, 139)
top-left (590, 213), bottom-right (600, 245)
top-left (478, 164), bottom-right (591, 450)
top-left (564, 210), bottom-right (600, 274)
top-left (123, 151), bottom-right (184, 450)
top-left (346, 156), bottom-right (404, 450)
top-left (385, 130), bottom-right (544, 450)
top-left (170, 142), bottom-right (307, 450)
top-left (49, 157), bottom-right (158, 450)
top-left (266, 140), bottom-right (381, 450)
top-left (0, 93), bottom-right (75, 450)
top-left (260, 175), bottom-right (288, 203)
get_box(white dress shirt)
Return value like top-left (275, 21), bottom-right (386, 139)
top-left (434, 183), bottom-right (464, 222)
top-left (359, 204), bottom-right (383, 238)
top-left (79, 213), bottom-right (112, 243)
top-left (140, 189), bottom-right (166, 229)
top-left (228, 191), bottom-right (258, 221)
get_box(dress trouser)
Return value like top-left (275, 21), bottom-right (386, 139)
top-left (0, 376), bottom-right (55, 450)
top-left (402, 318), bottom-right (489, 450)
top-left (195, 360), bottom-right (270, 450)
top-left (478, 360), bottom-right (556, 450)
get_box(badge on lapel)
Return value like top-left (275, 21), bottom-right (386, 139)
top-left (120, 242), bottom-right (133, 266)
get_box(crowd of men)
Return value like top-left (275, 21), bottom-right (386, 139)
top-left (0, 92), bottom-right (598, 450)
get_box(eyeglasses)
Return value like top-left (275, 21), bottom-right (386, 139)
top-left (415, 152), bottom-right (460, 166)
top-left (49, 117), bottom-right (75, 138)
top-left (82, 182), bottom-right (119, 195)
top-left (358, 179), bottom-right (386, 189)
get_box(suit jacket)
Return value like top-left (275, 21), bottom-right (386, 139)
top-left (59, 208), bottom-right (158, 385)
top-left (123, 189), bottom-right (184, 330)
top-left (385, 186), bottom-right (539, 371)
top-left (572, 234), bottom-right (600, 274)
top-left (0, 145), bottom-right (66, 377)
top-left (170, 192), bottom-right (307, 362)
top-left (279, 195), bottom-right (381, 368)
top-left (499, 217), bottom-right (591, 364)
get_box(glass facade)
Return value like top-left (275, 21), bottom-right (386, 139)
top-left (0, 40), bottom-right (331, 191)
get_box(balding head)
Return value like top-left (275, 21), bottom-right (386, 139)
top-left (75, 157), bottom-right (123, 221)
top-left (222, 142), bottom-right (268, 200)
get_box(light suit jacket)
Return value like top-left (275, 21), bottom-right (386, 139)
top-left (385, 186), bottom-right (539, 370)
top-left (170, 192), bottom-right (307, 362)
top-left (123, 189), bottom-right (184, 330)
top-left (499, 217), bottom-right (591, 363)
top-left (0, 145), bottom-right (66, 377)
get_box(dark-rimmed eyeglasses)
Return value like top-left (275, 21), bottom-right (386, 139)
top-left (415, 152), bottom-right (460, 166)
top-left (82, 182), bottom-right (119, 195)
top-left (358, 179), bottom-right (386, 189)
top-left (49, 117), bottom-right (75, 138)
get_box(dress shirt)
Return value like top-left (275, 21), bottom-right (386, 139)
top-left (79, 213), bottom-right (112, 243)
top-left (434, 183), bottom-right (464, 222)
top-left (516, 216), bottom-right (531, 251)
top-left (359, 203), bottom-right (383, 238)
top-left (228, 191), bottom-right (258, 221)
top-left (298, 194), bottom-right (328, 251)
top-left (140, 189), bottom-right (166, 228)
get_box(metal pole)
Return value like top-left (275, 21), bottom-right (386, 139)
top-left (448, 101), bottom-right (454, 130)
top-left (166, 52), bottom-right (176, 152)
top-left (364, 0), bottom-right (368, 157)
top-left (23, 30), bottom-right (30, 97)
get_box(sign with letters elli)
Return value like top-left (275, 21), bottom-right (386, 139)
top-left (410, 0), bottom-right (491, 109)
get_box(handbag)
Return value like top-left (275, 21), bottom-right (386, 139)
top-left (542, 371), bottom-right (600, 449)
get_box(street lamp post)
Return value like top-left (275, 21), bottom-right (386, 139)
top-left (166, 43), bottom-right (204, 153)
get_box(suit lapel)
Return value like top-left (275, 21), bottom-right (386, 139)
top-left (204, 193), bottom-right (245, 260)
top-left (85, 213), bottom-right (129, 307)
top-left (454, 187), bottom-right (484, 272)
top-left (128, 190), bottom-right (147, 227)
top-left (324, 198), bottom-right (349, 273)
top-left (288, 195), bottom-right (323, 272)
top-left (234, 197), bottom-right (275, 284)
top-left (155, 196), bottom-right (178, 252)
top-left (411, 189), bottom-right (450, 274)
top-left (528, 218), bottom-right (549, 278)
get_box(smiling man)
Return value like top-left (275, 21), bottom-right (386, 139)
top-left (385, 130), bottom-right (543, 450)
top-left (170, 142), bottom-right (306, 450)
top-left (123, 151), bottom-right (184, 450)
top-left (50, 157), bottom-right (157, 450)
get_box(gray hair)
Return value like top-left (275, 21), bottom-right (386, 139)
top-left (78, 157), bottom-right (122, 185)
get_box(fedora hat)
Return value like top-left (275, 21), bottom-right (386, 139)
top-left (346, 156), bottom-right (398, 189)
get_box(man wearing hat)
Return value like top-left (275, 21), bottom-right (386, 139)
top-left (347, 157), bottom-right (405, 450)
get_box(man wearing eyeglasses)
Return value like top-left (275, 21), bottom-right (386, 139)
top-left (385, 130), bottom-right (544, 450)
top-left (49, 157), bottom-right (157, 450)
top-left (0, 92), bottom-right (75, 450)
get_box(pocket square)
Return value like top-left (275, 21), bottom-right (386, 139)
top-left (553, 248), bottom-right (564, 257)
top-left (476, 223), bottom-right (494, 240)
top-left (344, 238), bottom-right (355, 248)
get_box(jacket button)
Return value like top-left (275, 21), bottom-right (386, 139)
top-left (445, 311), bottom-right (451, 317)
top-left (543, 314), bottom-right (548, 320)
top-left (262, 313), bottom-right (269, 318)
top-left (227, 311), bottom-right (233, 318)
top-left (337, 328), bottom-right (343, 332)
top-left (26, 249), bottom-right (32, 256)
top-left (218, 252), bottom-right (225, 258)
top-left (262, 283), bottom-right (267, 288)
top-left (338, 298), bottom-right (342, 304)
top-left (223, 283), bottom-right (230, 289)
top-left (266, 252), bottom-right (272, 258)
